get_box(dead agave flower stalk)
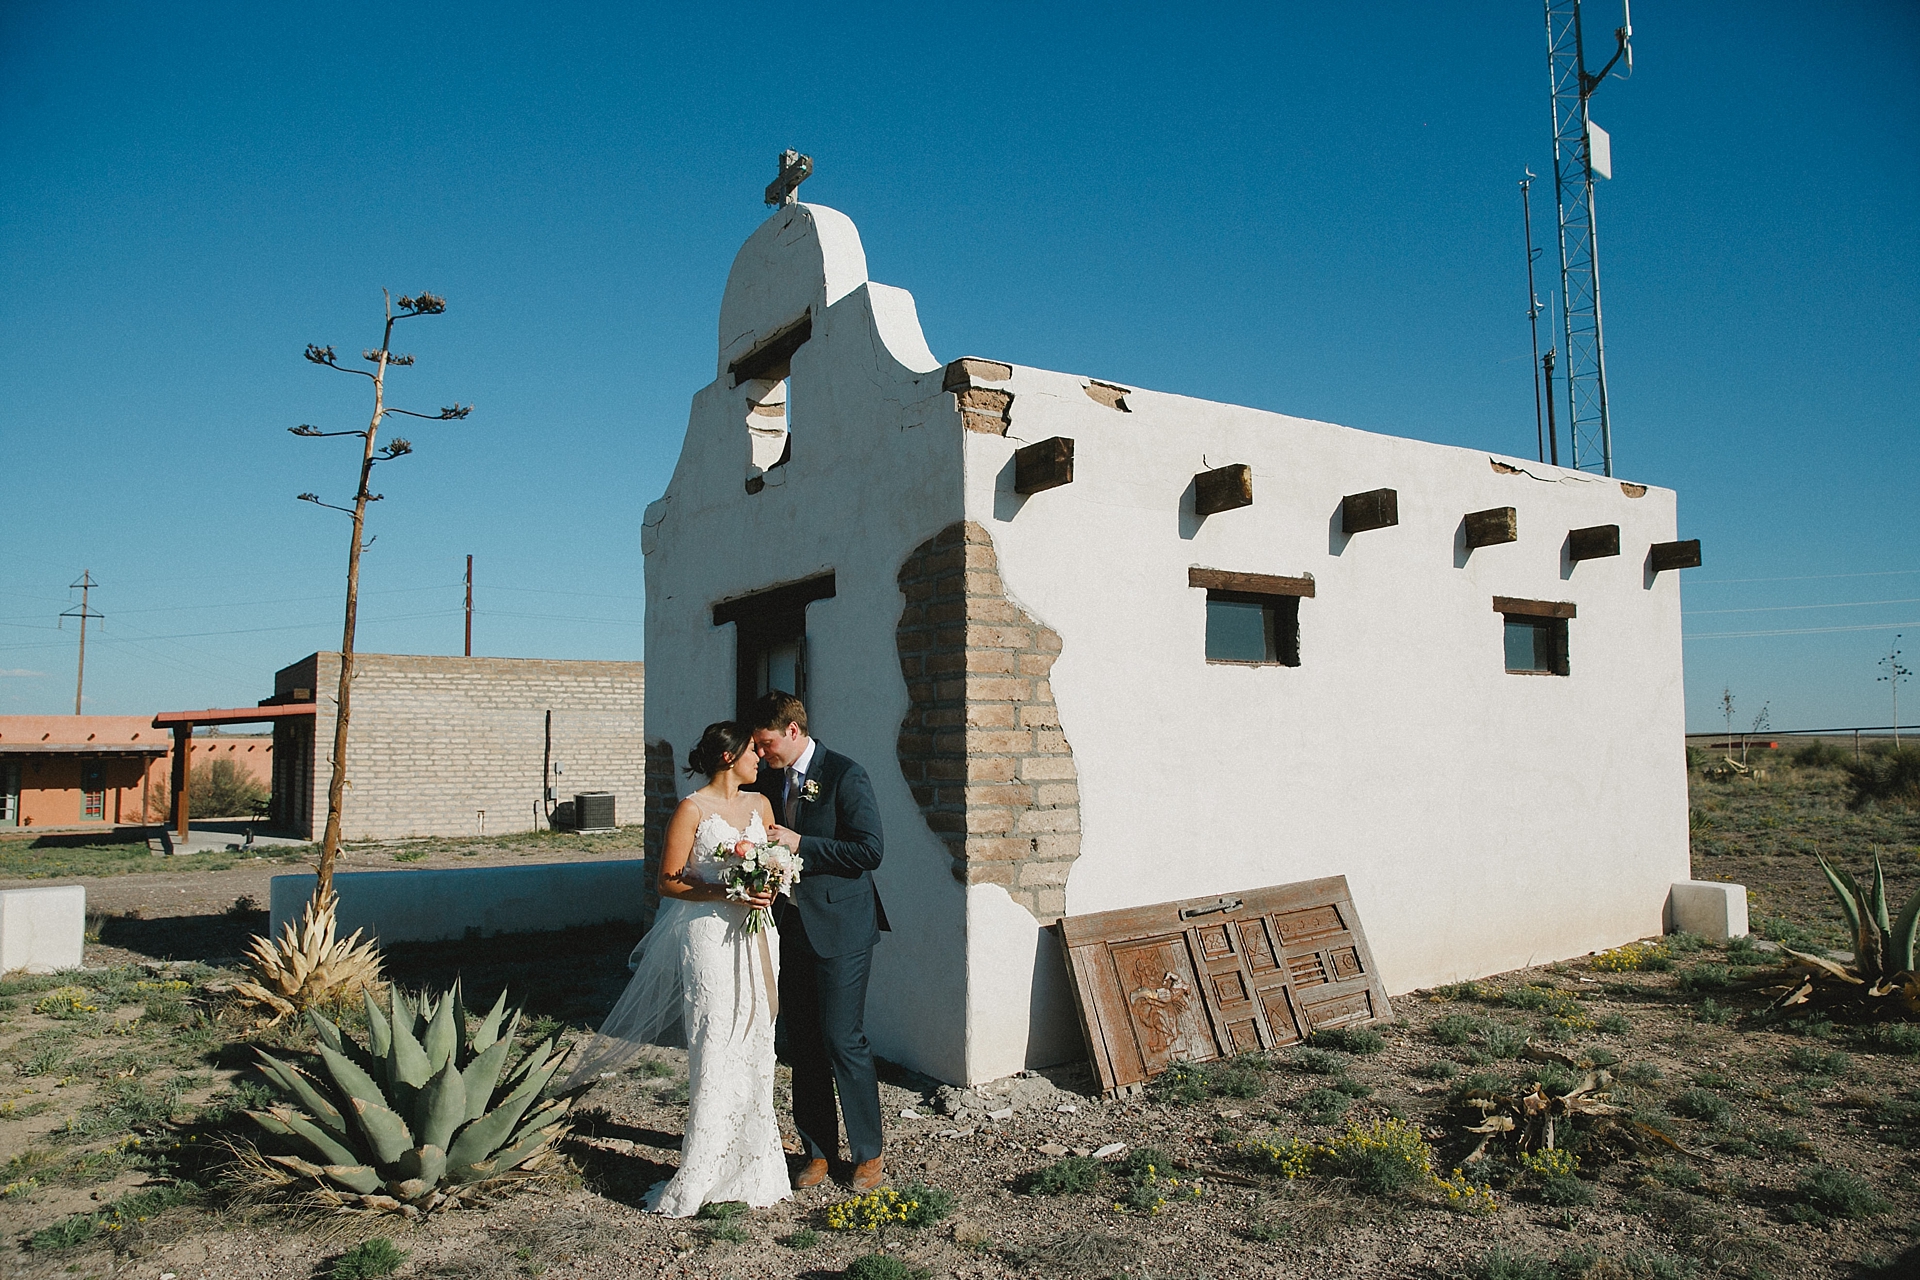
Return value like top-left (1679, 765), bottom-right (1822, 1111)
top-left (233, 890), bottom-right (384, 1021)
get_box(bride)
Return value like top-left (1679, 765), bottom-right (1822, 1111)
top-left (563, 721), bottom-right (791, 1216)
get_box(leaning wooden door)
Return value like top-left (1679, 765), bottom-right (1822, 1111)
top-left (1055, 875), bottom-right (1391, 1096)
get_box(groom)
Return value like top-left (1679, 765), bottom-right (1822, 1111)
top-left (746, 690), bottom-right (890, 1193)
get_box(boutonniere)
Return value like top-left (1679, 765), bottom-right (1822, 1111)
top-left (800, 779), bottom-right (822, 803)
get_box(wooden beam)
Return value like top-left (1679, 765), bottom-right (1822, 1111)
top-left (727, 312), bottom-right (812, 386)
top-left (712, 573), bottom-right (837, 628)
top-left (1014, 437), bottom-right (1074, 495)
top-left (1650, 539), bottom-right (1702, 572)
top-left (1190, 567), bottom-right (1315, 598)
top-left (1464, 506), bottom-right (1518, 549)
top-left (1493, 596), bottom-right (1577, 619)
top-left (1340, 488), bottom-right (1398, 534)
top-left (1194, 464), bottom-right (1253, 516)
top-left (171, 724), bottom-right (191, 844)
top-left (1567, 524), bottom-right (1621, 562)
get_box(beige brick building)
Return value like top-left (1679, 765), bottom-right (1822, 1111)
top-left (269, 653), bottom-right (645, 841)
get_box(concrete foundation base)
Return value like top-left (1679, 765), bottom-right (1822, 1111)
top-left (270, 861), bottom-right (650, 946)
top-left (0, 885), bottom-right (87, 974)
top-left (1667, 880), bottom-right (1749, 942)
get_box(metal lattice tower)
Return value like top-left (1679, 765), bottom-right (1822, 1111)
top-left (1545, 0), bottom-right (1631, 476)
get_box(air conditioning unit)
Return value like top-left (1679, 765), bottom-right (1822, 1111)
top-left (573, 791), bottom-right (616, 833)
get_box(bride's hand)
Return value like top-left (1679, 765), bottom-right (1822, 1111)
top-left (741, 887), bottom-right (776, 910)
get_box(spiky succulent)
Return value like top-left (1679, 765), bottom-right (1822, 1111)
top-left (1772, 853), bottom-right (1920, 1017)
top-left (248, 982), bottom-right (571, 1213)
top-left (1815, 852), bottom-right (1920, 986)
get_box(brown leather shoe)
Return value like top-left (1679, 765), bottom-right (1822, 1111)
top-left (850, 1156), bottom-right (887, 1193)
top-left (792, 1158), bottom-right (831, 1190)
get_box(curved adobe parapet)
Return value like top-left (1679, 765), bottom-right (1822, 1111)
top-left (716, 203), bottom-right (871, 381)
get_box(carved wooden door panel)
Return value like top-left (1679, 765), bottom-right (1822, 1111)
top-left (1056, 876), bottom-right (1391, 1095)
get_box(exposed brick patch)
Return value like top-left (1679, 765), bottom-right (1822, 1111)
top-left (943, 357), bottom-right (1014, 435)
top-left (641, 739), bottom-right (677, 929)
top-left (896, 522), bottom-right (1079, 922)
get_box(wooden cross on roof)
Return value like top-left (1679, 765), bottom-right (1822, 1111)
top-left (764, 149), bottom-right (813, 208)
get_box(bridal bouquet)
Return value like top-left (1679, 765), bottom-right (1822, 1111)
top-left (717, 837), bottom-right (803, 935)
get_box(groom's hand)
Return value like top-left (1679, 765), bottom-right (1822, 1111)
top-left (769, 823), bottom-right (802, 854)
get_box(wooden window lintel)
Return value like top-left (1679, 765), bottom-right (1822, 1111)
top-left (1493, 595), bottom-right (1576, 619)
top-left (1190, 567), bottom-right (1315, 597)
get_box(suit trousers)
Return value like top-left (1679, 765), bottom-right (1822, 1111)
top-left (776, 910), bottom-right (883, 1164)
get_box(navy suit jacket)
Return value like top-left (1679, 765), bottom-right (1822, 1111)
top-left (752, 742), bottom-right (888, 958)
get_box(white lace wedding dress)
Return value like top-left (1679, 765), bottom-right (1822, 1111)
top-left (563, 809), bottom-right (790, 1216)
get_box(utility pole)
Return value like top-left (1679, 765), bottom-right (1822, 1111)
top-left (465, 554), bottom-right (473, 657)
top-left (59, 571), bottom-right (103, 715)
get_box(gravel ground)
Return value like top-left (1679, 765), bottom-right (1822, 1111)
top-left (0, 769), bottom-right (1915, 1280)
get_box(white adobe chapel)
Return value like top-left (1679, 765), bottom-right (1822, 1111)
top-left (640, 197), bottom-right (1696, 1087)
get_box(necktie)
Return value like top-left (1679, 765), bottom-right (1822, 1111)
top-left (784, 768), bottom-right (800, 827)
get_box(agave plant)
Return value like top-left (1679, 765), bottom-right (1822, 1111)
top-left (1772, 853), bottom-right (1920, 1016)
top-left (247, 982), bottom-right (571, 1214)
top-left (234, 890), bottom-right (385, 1022)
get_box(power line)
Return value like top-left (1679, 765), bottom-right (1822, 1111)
top-left (1685, 597), bottom-right (1920, 617)
top-left (1685, 620), bottom-right (1920, 640)
top-left (1688, 568), bottom-right (1920, 587)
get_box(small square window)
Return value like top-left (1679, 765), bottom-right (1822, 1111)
top-left (1205, 592), bottom-right (1299, 665)
top-left (1503, 615), bottom-right (1568, 675)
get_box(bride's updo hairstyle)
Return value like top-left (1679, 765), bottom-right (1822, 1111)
top-left (685, 721), bottom-right (753, 779)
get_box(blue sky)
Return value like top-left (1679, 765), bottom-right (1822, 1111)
top-left (1, 2), bottom-right (1915, 733)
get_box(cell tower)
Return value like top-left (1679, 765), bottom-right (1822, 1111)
top-left (1545, 0), bottom-right (1633, 476)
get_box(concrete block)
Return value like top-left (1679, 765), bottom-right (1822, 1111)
top-left (0, 885), bottom-right (87, 974)
top-left (1667, 880), bottom-right (1748, 942)
top-left (270, 861), bottom-right (650, 945)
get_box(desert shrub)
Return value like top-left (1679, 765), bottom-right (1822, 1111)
top-left (1530, 1064), bottom-right (1577, 1097)
top-left (1482, 1024), bottom-right (1527, 1059)
top-left (1618, 1061), bottom-right (1663, 1086)
top-left (1844, 746), bottom-right (1920, 809)
top-left (1021, 1155), bottom-right (1104, 1196)
top-left (1293, 1087), bottom-right (1351, 1124)
top-left (1475, 1249), bottom-right (1556, 1280)
top-left (1148, 1062), bottom-right (1209, 1104)
top-left (1786, 1045), bottom-right (1850, 1076)
top-left (1790, 740), bottom-right (1849, 770)
top-left (1592, 942), bottom-right (1673, 973)
top-left (1150, 1058), bottom-right (1263, 1103)
top-left (329, 1238), bottom-right (408, 1279)
top-left (825, 1183), bottom-right (952, 1231)
top-left (28, 1185), bottom-right (190, 1253)
top-left (184, 757), bottom-right (270, 819)
top-left (1677, 964), bottom-right (1734, 993)
top-left (1500, 985), bottom-right (1552, 1010)
top-left (1206, 1060), bottom-right (1266, 1098)
top-left (1866, 1023), bottom-right (1920, 1055)
top-left (1596, 1011), bottom-right (1632, 1034)
top-left (1291, 1048), bottom-right (1346, 1075)
top-left (1670, 1088), bottom-right (1732, 1126)
top-left (781, 1228), bottom-right (820, 1249)
top-left (1309, 1026), bottom-right (1385, 1055)
top-left (1696, 998), bottom-right (1735, 1025)
top-left (1650, 1159), bottom-right (1702, 1190)
top-left (1317, 1116), bottom-right (1434, 1196)
top-left (1665, 931), bottom-right (1707, 954)
top-left (1795, 1166), bottom-right (1890, 1219)
top-left (844, 1255), bottom-right (925, 1280)
top-left (1431, 1013), bottom-right (1479, 1045)
top-left (1413, 1060), bottom-right (1457, 1080)
top-left (1333, 1077), bottom-right (1373, 1098)
top-left (1749, 1125), bottom-right (1812, 1154)
top-left (1437, 980), bottom-right (1490, 1001)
